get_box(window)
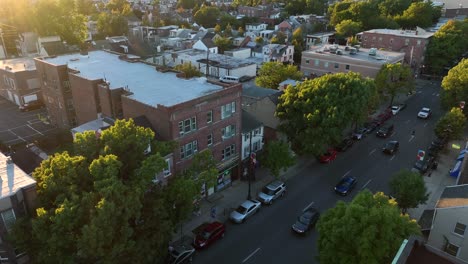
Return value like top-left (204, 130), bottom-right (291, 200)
top-left (390, 39), bottom-right (393, 44)
top-left (253, 141), bottom-right (261, 151)
top-left (221, 102), bottom-right (236, 119)
top-left (345, 65), bottom-right (350, 70)
top-left (180, 140), bottom-right (198, 159)
top-left (314, 59), bottom-right (319, 66)
top-left (1, 209), bottom-right (16, 233)
top-left (222, 125), bottom-right (236, 139)
top-left (378, 37), bottom-right (382, 42)
top-left (324, 62), bottom-right (329, 68)
top-left (405, 38), bottom-right (410, 45)
top-left (207, 111), bottom-right (213, 123)
top-left (163, 159), bottom-right (171, 177)
top-left (178, 117), bottom-right (197, 135)
top-left (334, 63), bottom-right (339, 69)
top-left (446, 243), bottom-right (459, 256)
top-left (305, 59), bottom-right (310, 64)
top-left (222, 144), bottom-right (236, 160)
top-left (454, 222), bottom-right (466, 236)
top-left (253, 128), bottom-right (261, 136)
top-left (244, 146), bottom-right (250, 159)
top-left (417, 40), bottom-right (421, 46)
top-left (364, 36), bottom-right (368, 41)
top-left (244, 133), bottom-right (250, 141)
top-left (207, 134), bottom-right (213, 146)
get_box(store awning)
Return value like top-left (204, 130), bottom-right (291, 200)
top-left (450, 160), bottom-right (463, 177)
top-left (457, 149), bottom-right (467, 161)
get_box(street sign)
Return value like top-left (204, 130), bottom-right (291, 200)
top-left (452, 144), bottom-right (461, 150)
top-left (417, 150), bottom-right (425, 161)
top-left (460, 101), bottom-right (465, 109)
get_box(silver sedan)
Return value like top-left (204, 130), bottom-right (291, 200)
top-left (229, 199), bottom-right (261, 224)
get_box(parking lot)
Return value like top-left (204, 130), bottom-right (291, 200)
top-left (0, 97), bottom-right (58, 147)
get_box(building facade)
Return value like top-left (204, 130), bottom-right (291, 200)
top-left (300, 45), bottom-right (405, 78)
top-left (0, 58), bottom-right (41, 107)
top-left (359, 27), bottom-right (434, 72)
top-left (34, 50), bottom-right (242, 193)
top-left (262, 44), bottom-right (294, 63)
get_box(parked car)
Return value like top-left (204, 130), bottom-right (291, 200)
top-left (431, 137), bottom-right (448, 150)
top-left (318, 148), bottom-right (338, 163)
top-left (352, 127), bottom-right (368, 140)
top-left (230, 199), bottom-right (261, 223)
top-left (364, 121), bottom-right (380, 133)
top-left (382, 141), bottom-right (399, 155)
top-left (19, 100), bottom-right (44, 112)
top-left (412, 156), bottom-right (437, 174)
top-left (336, 137), bottom-right (354, 152)
top-left (417, 107), bottom-right (432, 119)
top-left (193, 222), bottom-right (226, 249)
top-left (257, 181), bottom-right (286, 204)
top-left (334, 175), bottom-right (357, 196)
top-left (291, 207), bottom-right (320, 234)
top-left (377, 109), bottom-right (393, 122)
top-left (167, 242), bottom-right (196, 264)
top-left (391, 103), bottom-right (407, 115)
top-left (376, 124), bottom-right (394, 138)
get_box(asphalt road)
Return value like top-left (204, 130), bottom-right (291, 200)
top-left (194, 81), bottom-right (443, 264)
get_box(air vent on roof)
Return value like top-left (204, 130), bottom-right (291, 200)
top-left (70, 58), bottom-right (80, 62)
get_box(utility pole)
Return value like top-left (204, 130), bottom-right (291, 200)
top-left (247, 130), bottom-right (253, 200)
top-left (206, 49), bottom-right (210, 77)
top-left (0, 29), bottom-right (7, 59)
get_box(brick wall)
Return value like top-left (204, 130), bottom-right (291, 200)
top-left (70, 74), bottom-right (102, 125)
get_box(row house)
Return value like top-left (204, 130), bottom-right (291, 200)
top-left (34, 50), bottom-right (242, 193)
top-left (0, 58), bottom-right (42, 107)
top-left (358, 27), bottom-right (434, 72)
top-left (301, 45), bottom-right (405, 79)
top-left (262, 44), bottom-right (294, 63)
top-left (238, 5), bottom-right (272, 18)
top-left (246, 23), bottom-right (268, 33)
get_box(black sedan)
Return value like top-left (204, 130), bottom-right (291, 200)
top-left (334, 176), bottom-right (357, 196)
top-left (376, 124), bottom-right (394, 138)
top-left (382, 141), bottom-right (399, 154)
top-left (291, 208), bottom-right (320, 234)
top-left (412, 156), bottom-right (437, 174)
top-left (336, 137), bottom-right (354, 152)
top-left (364, 121), bottom-right (380, 133)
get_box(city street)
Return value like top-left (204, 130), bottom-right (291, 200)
top-left (193, 81), bottom-right (443, 264)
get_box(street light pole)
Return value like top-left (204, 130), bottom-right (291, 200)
top-left (247, 130), bottom-right (253, 200)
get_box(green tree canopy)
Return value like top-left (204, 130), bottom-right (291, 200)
top-left (434, 107), bottom-right (467, 139)
top-left (317, 191), bottom-right (421, 264)
top-left (375, 63), bottom-right (414, 106)
top-left (11, 119), bottom-right (194, 263)
top-left (194, 6), bottom-right (221, 27)
top-left (389, 169), bottom-right (429, 213)
top-left (238, 26), bottom-right (245, 36)
top-left (97, 12), bottom-right (129, 37)
top-left (224, 23), bottom-right (233, 36)
top-left (175, 62), bottom-right (203, 78)
top-left (335, 19), bottom-right (362, 39)
top-left (394, 2), bottom-right (439, 29)
top-left (255, 62), bottom-right (303, 89)
top-left (261, 141), bottom-right (296, 178)
top-left (276, 72), bottom-right (377, 155)
top-left (214, 36), bottom-right (232, 54)
top-left (441, 58), bottom-right (468, 108)
top-left (255, 36), bottom-right (264, 45)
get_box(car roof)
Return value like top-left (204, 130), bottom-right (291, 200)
top-left (203, 221), bottom-right (223, 232)
top-left (241, 200), bottom-right (256, 208)
top-left (388, 140), bottom-right (398, 144)
top-left (341, 175), bottom-right (356, 182)
top-left (421, 107), bottom-right (431, 111)
top-left (303, 208), bottom-right (319, 216)
top-left (266, 180), bottom-right (284, 189)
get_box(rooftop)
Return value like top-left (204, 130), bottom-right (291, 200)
top-left (174, 49), bottom-right (256, 69)
top-left (436, 184), bottom-right (468, 208)
top-left (1, 58), bottom-right (37, 72)
top-left (0, 152), bottom-right (36, 199)
top-left (242, 110), bottom-right (263, 133)
top-left (40, 51), bottom-right (224, 107)
top-left (362, 27), bottom-right (434, 39)
top-left (304, 45), bottom-right (405, 65)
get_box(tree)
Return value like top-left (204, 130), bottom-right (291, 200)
top-left (255, 36), bottom-right (264, 45)
top-left (106, 0), bottom-right (132, 16)
top-left (276, 72), bottom-right (377, 155)
top-left (335, 19), bottom-right (362, 39)
top-left (214, 36), bottom-right (232, 54)
top-left (375, 63), bottom-right (414, 107)
top-left (97, 12), bottom-right (129, 37)
top-left (255, 62), bottom-right (303, 89)
top-left (194, 6), bottom-right (220, 27)
top-left (238, 26), bottom-right (245, 36)
top-left (440, 59), bottom-right (468, 109)
top-left (389, 169), bottom-right (429, 213)
top-left (394, 2), bottom-right (438, 29)
top-left (434, 107), bottom-right (467, 140)
top-left (317, 190), bottom-right (421, 264)
top-left (261, 141), bottom-right (296, 178)
top-left (224, 23), bottom-right (233, 37)
top-left (292, 27), bottom-right (304, 63)
top-left (175, 62), bottom-right (203, 78)
top-left (271, 31), bottom-right (287, 44)
top-left (183, 149), bottom-right (218, 196)
top-left (11, 119), bottom-right (191, 263)
top-left (214, 24), bottom-right (221, 34)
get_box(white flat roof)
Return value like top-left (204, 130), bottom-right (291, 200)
top-left (41, 51), bottom-right (224, 107)
top-left (305, 45), bottom-right (405, 65)
top-left (0, 153), bottom-right (36, 199)
top-left (363, 28), bottom-right (434, 39)
top-left (1, 58), bottom-right (37, 72)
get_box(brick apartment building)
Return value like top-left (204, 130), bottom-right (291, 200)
top-left (358, 27), bottom-right (434, 73)
top-left (0, 153), bottom-right (37, 264)
top-left (0, 58), bottom-right (41, 107)
top-left (301, 45), bottom-right (405, 78)
top-left (34, 51), bottom-right (242, 194)
top-left (238, 5), bottom-right (272, 18)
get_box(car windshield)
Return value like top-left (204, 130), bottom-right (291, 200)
top-left (298, 214), bottom-right (311, 225)
top-left (339, 179), bottom-right (352, 188)
top-left (236, 205), bottom-right (248, 214)
top-left (391, 106), bottom-right (399, 110)
top-left (262, 187), bottom-right (275, 195)
top-left (421, 109), bottom-right (430, 113)
top-left (201, 231), bottom-right (211, 240)
top-left (385, 142), bottom-right (395, 149)
top-left (414, 160), bottom-right (425, 169)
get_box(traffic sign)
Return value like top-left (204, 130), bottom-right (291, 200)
top-left (417, 150), bottom-right (425, 161)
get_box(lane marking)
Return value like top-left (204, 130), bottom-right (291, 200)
top-left (361, 179), bottom-right (372, 190)
top-left (390, 155), bottom-right (395, 161)
top-left (432, 92), bottom-right (436, 96)
top-left (304, 201), bottom-right (315, 211)
top-left (243, 248), bottom-right (261, 263)
top-left (27, 124), bottom-right (44, 136)
top-left (369, 149), bottom-right (376, 155)
top-left (424, 123), bottom-right (428, 127)
top-left (405, 120), bottom-right (410, 124)
top-left (409, 136), bottom-right (415, 142)
top-left (436, 94), bottom-right (440, 97)
top-left (343, 170), bottom-right (351, 178)
top-left (391, 132), bottom-right (396, 137)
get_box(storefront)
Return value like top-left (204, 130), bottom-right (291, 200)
top-left (215, 156), bottom-right (240, 192)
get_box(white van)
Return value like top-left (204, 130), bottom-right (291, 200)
top-left (219, 76), bottom-right (240, 83)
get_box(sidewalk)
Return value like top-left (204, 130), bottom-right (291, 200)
top-left (407, 139), bottom-right (463, 221)
top-left (171, 156), bottom-right (314, 243)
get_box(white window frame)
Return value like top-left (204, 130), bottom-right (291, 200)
top-left (222, 144), bottom-right (236, 160)
top-left (221, 102), bottom-right (236, 119)
top-left (1, 209), bottom-right (16, 233)
top-left (207, 110), bottom-right (213, 123)
top-left (446, 242), bottom-right (459, 256)
top-left (222, 125), bottom-right (236, 140)
top-left (207, 134), bottom-right (213, 146)
top-left (178, 117), bottom-right (197, 135)
top-left (180, 140), bottom-right (198, 159)
top-left (454, 222), bottom-right (466, 236)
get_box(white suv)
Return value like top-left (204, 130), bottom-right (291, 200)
top-left (418, 107), bottom-right (432, 119)
top-left (258, 180), bottom-right (286, 204)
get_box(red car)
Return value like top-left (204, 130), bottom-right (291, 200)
top-left (377, 109), bottom-right (393, 122)
top-left (193, 221), bottom-right (226, 249)
top-left (318, 149), bottom-right (338, 163)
